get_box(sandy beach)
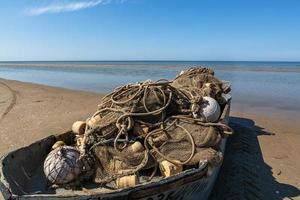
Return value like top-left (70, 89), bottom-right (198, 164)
top-left (2, 0), bottom-right (300, 199)
top-left (0, 79), bottom-right (299, 199)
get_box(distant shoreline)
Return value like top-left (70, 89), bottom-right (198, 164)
top-left (1, 60), bottom-right (300, 63)
top-left (1, 61), bottom-right (300, 73)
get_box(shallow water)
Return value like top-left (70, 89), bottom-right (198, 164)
top-left (0, 61), bottom-right (300, 114)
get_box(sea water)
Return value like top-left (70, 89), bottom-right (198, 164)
top-left (0, 61), bottom-right (300, 115)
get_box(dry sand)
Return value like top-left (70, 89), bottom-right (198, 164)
top-left (0, 79), bottom-right (102, 154)
top-left (0, 79), bottom-right (299, 199)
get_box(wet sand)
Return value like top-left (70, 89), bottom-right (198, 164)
top-left (0, 79), bottom-right (299, 199)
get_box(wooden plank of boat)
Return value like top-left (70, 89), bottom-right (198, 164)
top-left (0, 100), bottom-right (231, 200)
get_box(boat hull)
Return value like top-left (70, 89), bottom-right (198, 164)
top-left (0, 101), bottom-right (231, 200)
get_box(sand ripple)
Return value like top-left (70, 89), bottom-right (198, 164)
top-left (0, 81), bottom-right (16, 121)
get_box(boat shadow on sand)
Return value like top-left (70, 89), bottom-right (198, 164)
top-left (210, 116), bottom-right (300, 200)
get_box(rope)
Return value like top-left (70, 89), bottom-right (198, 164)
top-left (78, 75), bottom-right (232, 185)
top-left (144, 118), bottom-right (196, 165)
top-left (144, 114), bottom-right (233, 167)
top-left (171, 115), bottom-right (234, 135)
top-left (89, 81), bottom-right (178, 152)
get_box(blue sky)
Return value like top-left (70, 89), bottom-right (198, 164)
top-left (0, 0), bottom-right (299, 61)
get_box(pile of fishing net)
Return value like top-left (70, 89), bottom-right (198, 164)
top-left (43, 67), bottom-right (233, 189)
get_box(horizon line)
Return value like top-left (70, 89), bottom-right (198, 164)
top-left (0, 60), bottom-right (300, 63)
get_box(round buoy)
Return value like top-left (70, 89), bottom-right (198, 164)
top-left (44, 146), bottom-right (82, 185)
top-left (86, 115), bottom-right (101, 128)
top-left (51, 141), bottom-right (65, 150)
top-left (199, 96), bottom-right (221, 122)
top-left (72, 121), bottom-right (86, 135)
top-left (127, 141), bottom-right (145, 153)
top-left (116, 174), bottom-right (139, 188)
top-left (159, 160), bottom-right (183, 177)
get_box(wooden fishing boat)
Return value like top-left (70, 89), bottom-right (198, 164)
top-left (0, 97), bottom-right (231, 200)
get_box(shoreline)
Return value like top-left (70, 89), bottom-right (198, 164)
top-left (1, 62), bottom-right (300, 73)
top-left (0, 78), bottom-right (299, 199)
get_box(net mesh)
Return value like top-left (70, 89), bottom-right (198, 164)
top-left (44, 67), bottom-right (233, 187)
top-left (147, 117), bottom-right (223, 166)
top-left (43, 146), bottom-right (82, 185)
top-left (171, 67), bottom-right (225, 104)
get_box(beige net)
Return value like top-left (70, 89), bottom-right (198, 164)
top-left (171, 67), bottom-right (226, 104)
top-left (66, 67), bottom-right (234, 186)
top-left (92, 145), bottom-right (150, 184)
top-left (145, 116), bottom-right (231, 167)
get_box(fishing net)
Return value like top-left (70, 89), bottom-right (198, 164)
top-left (171, 67), bottom-right (226, 104)
top-left (145, 116), bottom-right (232, 167)
top-left (99, 81), bottom-right (190, 118)
top-left (172, 67), bottom-right (220, 88)
top-left (44, 67), bottom-right (233, 188)
top-left (92, 145), bottom-right (149, 184)
top-left (86, 110), bottom-right (123, 140)
top-left (80, 80), bottom-right (191, 154)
